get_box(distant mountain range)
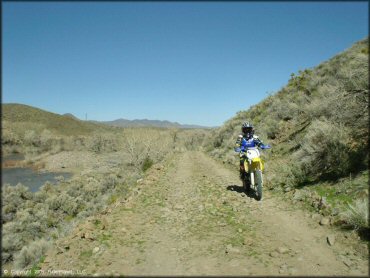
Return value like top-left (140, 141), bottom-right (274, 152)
top-left (63, 112), bottom-right (214, 129)
top-left (97, 118), bottom-right (213, 129)
top-left (3, 103), bottom-right (214, 130)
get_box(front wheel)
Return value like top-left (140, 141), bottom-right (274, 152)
top-left (255, 170), bottom-right (263, 201)
top-left (242, 177), bottom-right (251, 193)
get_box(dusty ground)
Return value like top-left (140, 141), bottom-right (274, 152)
top-left (41, 151), bottom-right (368, 276)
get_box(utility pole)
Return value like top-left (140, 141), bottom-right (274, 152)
top-left (85, 113), bottom-right (87, 121)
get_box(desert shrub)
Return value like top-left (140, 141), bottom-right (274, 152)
top-left (122, 128), bottom-right (176, 169)
top-left (24, 130), bottom-right (40, 147)
top-left (39, 181), bottom-right (57, 195)
top-left (2, 224), bottom-right (26, 262)
top-left (100, 174), bottom-right (119, 193)
top-left (340, 62), bottom-right (368, 93)
top-left (223, 150), bottom-right (238, 165)
top-left (306, 84), bottom-right (339, 120)
top-left (77, 201), bottom-right (105, 219)
top-left (260, 117), bottom-right (280, 140)
top-left (60, 195), bottom-right (80, 216)
top-left (13, 239), bottom-right (50, 270)
top-left (266, 159), bottom-right (306, 189)
top-left (2, 184), bottom-right (33, 221)
top-left (202, 130), bottom-right (216, 151)
top-left (112, 179), bottom-right (129, 196)
top-left (65, 182), bottom-right (84, 198)
top-left (62, 135), bottom-right (86, 151)
top-left (209, 148), bottom-right (227, 160)
top-left (45, 195), bottom-right (63, 211)
top-left (45, 192), bottom-right (79, 216)
top-left (268, 97), bottom-right (301, 121)
top-left (87, 133), bottom-right (118, 153)
top-left (148, 131), bottom-right (173, 160)
top-left (3, 216), bottom-right (46, 264)
top-left (33, 204), bottom-right (49, 222)
top-left (360, 46), bottom-right (369, 54)
top-left (39, 129), bottom-right (53, 150)
top-left (123, 131), bottom-right (146, 167)
top-left (296, 119), bottom-right (354, 179)
top-left (142, 156), bottom-right (154, 172)
top-left (88, 133), bottom-right (104, 153)
top-left (2, 164), bottom-right (133, 266)
top-left (2, 144), bottom-right (24, 156)
top-left (288, 69), bottom-right (313, 94)
top-left (212, 135), bottom-right (223, 148)
top-left (341, 198), bottom-right (369, 230)
top-left (49, 138), bottom-right (64, 153)
top-left (45, 211), bottom-right (60, 228)
top-left (214, 124), bottom-right (236, 148)
top-left (2, 127), bottom-right (22, 145)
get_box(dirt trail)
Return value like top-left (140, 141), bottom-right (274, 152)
top-left (42, 151), bottom-right (368, 276)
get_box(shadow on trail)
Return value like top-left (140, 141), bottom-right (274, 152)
top-left (226, 184), bottom-right (244, 193)
top-left (226, 184), bottom-right (259, 200)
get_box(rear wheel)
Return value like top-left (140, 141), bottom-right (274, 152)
top-left (255, 170), bottom-right (263, 200)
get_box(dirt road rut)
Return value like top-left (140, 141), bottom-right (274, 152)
top-left (42, 151), bottom-right (368, 276)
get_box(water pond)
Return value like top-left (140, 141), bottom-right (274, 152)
top-left (2, 154), bottom-right (72, 192)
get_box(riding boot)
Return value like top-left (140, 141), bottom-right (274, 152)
top-left (239, 164), bottom-right (245, 180)
top-left (245, 174), bottom-right (251, 184)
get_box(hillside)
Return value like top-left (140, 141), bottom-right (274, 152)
top-left (205, 38), bottom-right (368, 229)
top-left (2, 103), bottom-right (116, 136)
top-left (98, 118), bottom-right (212, 129)
top-left (63, 113), bottom-right (80, 121)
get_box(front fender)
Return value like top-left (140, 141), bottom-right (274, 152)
top-left (252, 158), bottom-right (264, 171)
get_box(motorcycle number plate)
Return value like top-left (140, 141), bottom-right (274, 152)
top-left (246, 149), bottom-right (260, 160)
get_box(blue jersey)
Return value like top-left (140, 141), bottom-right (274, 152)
top-left (235, 134), bottom-right (263, 151)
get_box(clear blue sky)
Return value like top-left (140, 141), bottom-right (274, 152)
top-left (3, 2), bottom-right (368, 126)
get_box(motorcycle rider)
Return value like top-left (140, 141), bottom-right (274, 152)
top-left (235, 122), bottom-right (265, 180)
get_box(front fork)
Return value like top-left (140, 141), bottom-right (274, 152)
top-left (241, 160), bottom-right (254, 186)
top-left (250, 170), bottom-right (255, 186)
top-left (246, 160), bottom-right (256, 187)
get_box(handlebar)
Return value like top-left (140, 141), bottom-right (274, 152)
top-left (260, 144), bottom-right (271, 149)
top-left (234, 144), bottom-right (271, 153)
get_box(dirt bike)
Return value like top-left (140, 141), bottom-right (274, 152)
top-left (235, 139), bottom-right (271, 201)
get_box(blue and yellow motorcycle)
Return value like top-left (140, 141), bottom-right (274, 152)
top-left (235, 138), bottom-right (271, 200)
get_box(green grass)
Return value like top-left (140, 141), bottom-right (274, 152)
top-left (98, 232), bottom-right (112, 241)
top-left (309, 170), bottom-right (368, 209)
top-left (224, 234), bottom-right (244, 247)
top-left (247, 249), bottom-right (260, 258)
top-left (27, 256), bottom-right (45, 277)
top-left (135, 258), bottom-right (145, 265)
top-left (79, 250), bottom-right (93, 260)
top-left (64, 215), bottom-right (75, 222)
top-left (107, 194), bottom-right (119, 205)
top-left (314, 184), bottom-right (352, 206)
top-left (142, 157), bottom-right (154, 172)
top-left (93, 219), bottom-right (102, 226)
top-left (120, 207), bottom-right (134, 212)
